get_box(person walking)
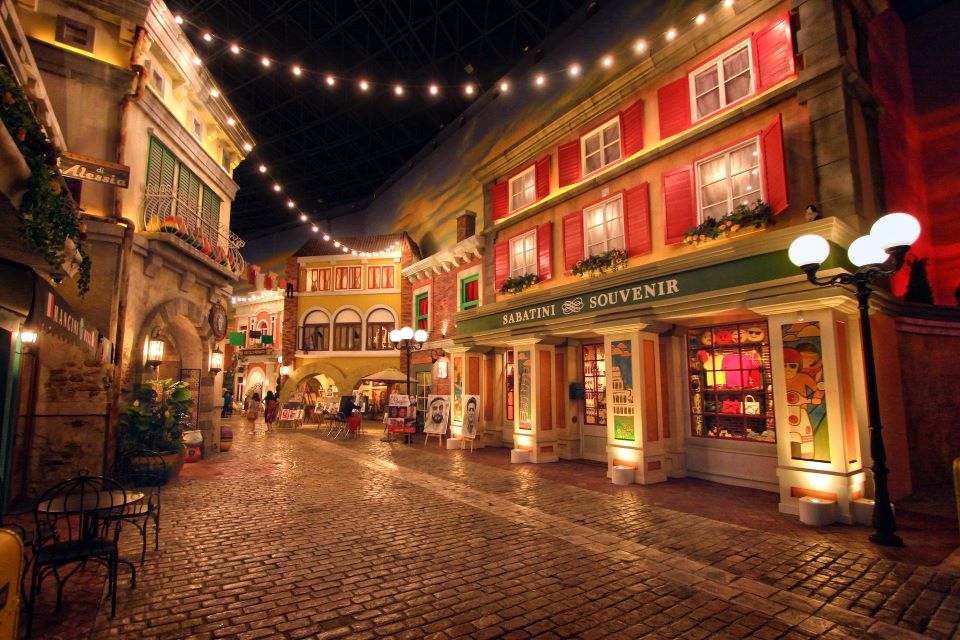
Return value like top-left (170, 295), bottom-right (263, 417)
top-left (222, 389), bottom-right (233, 418)
top-left (246, 392), bottom-right (261, 434)
top-left (264, 390), bottom-right (279, 434)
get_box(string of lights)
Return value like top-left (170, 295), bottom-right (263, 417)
top-left (176, 0), bottom-right (737, 253)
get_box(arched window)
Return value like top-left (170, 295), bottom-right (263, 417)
top-left (366, 308), bottom-right (396, 351)
top-left (301, 310), bottom-right (330, 351)
top-left (333, 308), bottom-right (362, 351)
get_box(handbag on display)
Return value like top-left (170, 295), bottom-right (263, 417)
top-left (743, 395), bottom-right (761, 415)
top-left (721, 399), bottom-right (742, 414)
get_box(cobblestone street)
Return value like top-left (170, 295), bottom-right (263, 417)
top-left (30, 420), bottom-right (960, 639)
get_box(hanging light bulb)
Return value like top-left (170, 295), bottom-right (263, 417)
top-left (243, 142), bottom-right (253, 152)
top-left (209, 88), bottom-right (220, 98)
top-left (724, 0), bottom-right (734, 7)
top-left (258, 164), bottom-right (267, 173)
top-left (286, 200), bottom-right (295, 208)
top-left (226, 117), bottom-right (236, 126)
top-left (192, 56), bottom-right (201, 66)
top-left (394, 85), bottom-right (404, 95)
top-left (273, 184), bottom-right (281, 192)
top-left (602, 55), bottom-right (614, 67)
top-left (666, 28), bottom-right (677, 41)
top-left (261, 57), bottom-right (271, 67)
top-left (202, 32), bottom-right (212, 42)
top-left (499, 81), bottom-right (509, 92)
top-left (174, 15), bottom-right (183, 25)
top-left (429, 84), bottom-right (439, 95)
top-left (323, 234), bottom-right (330, 241)
top-left (696, 13), bottom-right (706, 24)
top-left (342, 247), bottom-right (348, 253)
top-left (464, 83), bottom-right (475, 96)
top-left (325, 75), bottom-right (336, 86)
top-left (291, 65), bottom-right (302, 76)
top-left (359, 79), bottom-right (369, 91)
top-left (333, 241), bottom-right (340, 247)
top-left (230, 44), bottom-right (240, 54)
top-left (535, 74), bottom-right (546, 86)
top-left (634, 40), bottom-right (647, 53)
top-left (311, 225), bottom-right (319, 232)
top-left (300, 213), bottom-right (307, 221)
top-left (351, 250), bottom-right (357, 255)
top-left (568, 63), bottom-right (581, 77)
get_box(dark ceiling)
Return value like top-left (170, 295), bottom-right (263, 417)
top-left (169, 0), bottom-right (587, 239)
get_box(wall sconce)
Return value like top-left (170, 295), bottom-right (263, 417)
top-left (145, 328), bottom-right (165, 368)
top-left (210, 345), bottom-right (224, 374)
top-left (19, 326), bottom-right (38, 347)
top-left (280, 364), bottom-right (291, 377)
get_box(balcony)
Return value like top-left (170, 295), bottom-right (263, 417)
top-left (142, 185), bottom-right (245, 278)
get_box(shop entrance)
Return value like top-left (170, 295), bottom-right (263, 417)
top-left (580, 342), bottom-right (607, 462)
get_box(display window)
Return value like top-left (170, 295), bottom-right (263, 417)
top-left (687, 322), bottom-right (775, 442)
top-left (582, 343), bottom-right (606, 426)
top-left (504, 351), bottom-right (515, 421)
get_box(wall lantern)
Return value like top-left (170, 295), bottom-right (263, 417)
top-left (145, 328), bottom-right (166, 368)
top-left (280, 364), bottom-right (291, 377)
top-left (210, 345), bottom-right (224, 374)
top-left (19, 326), bottom-right (38, 347)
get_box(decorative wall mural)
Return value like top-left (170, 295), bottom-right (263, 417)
top-left (781, 322), bottom-right (829, 462)
top-left (614, 415), bottom-right (635, 441)
top-left (517, 350), bottom-right (531, 430)
top-left (609, 340), bottom-right (635, 440)
top-left (453, 355), bottom-right (463, 423)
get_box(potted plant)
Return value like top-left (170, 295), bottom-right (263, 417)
top-left (119, 379), bottom-right (193, 481)
top-left (499, 273), bottom-right (539, 295)
top-left (572, 248), bottom-right (628, 278)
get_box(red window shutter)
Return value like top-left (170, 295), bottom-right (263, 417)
top-left (537, 223), bottom-right (553, 281)
top-left (491, 181), bottom-right (509, 220)
top-left (535, 155), bottom-right (550, 200)
top-left (761, 115), bottom-right (789, 215)
top-left (620, 98), bottom-right (644, 157)
top-left (657, 77), bottom-right (691, 140)
top-left (558, 141), bottom-right (581, 187)
top-left (493, 240), bottom-right (510, 292)
top-left (754, 13), bottom-right (795, 93)
top-left (624, 182), bottom-right (651, 256)
top-left (663, 165), bottom-right (697, 244)
top-left (562, 212), bottom-right (584, 275)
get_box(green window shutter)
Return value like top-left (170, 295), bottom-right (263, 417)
top-left (147, 137), bottom-right (177, 219)
top-left (177, 165), bottom-right (201, 220)
top-left (201, 186), bottom-right (221, 230)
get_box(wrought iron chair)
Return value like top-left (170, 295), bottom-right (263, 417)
top-left (26, 475), bottom-right (133, 636)
top-left (105, 451), bottom-right (165, 565)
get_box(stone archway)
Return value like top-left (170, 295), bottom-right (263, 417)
top-left (279, 360), bottom-right (349, 403)
top-left (133, 297), bottom-right (222, 450)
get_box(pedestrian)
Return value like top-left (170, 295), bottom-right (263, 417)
top-left (246, 392), bottom-right (261, 434)
top-left (221, 389), bottom-right (233, 418)
top-left (264, 390), bottom-right (279, 434)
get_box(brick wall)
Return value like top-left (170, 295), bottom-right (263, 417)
top-left (282, 256), bottom-right (299, 366)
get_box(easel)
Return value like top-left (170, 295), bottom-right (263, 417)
top-left (423, 431), bottom-right (444, 447)
top-left (461, 435), bottom-right (476, 452)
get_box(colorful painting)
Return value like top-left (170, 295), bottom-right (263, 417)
top-left (782, 322), bottom-right (829, 462)
top-left (453, 356), bottom-right (463, 423)
top-left (614, 415), bottom-right (635, 441)
top-left (424, 395), bottom-right (449, 435)
top-left (609, 341), bottom-right (634, 417)
top-left (517, 350), bottom-right (531, 429)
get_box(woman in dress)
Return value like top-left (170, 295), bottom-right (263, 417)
top-left (264, 390), bottom-right (279, 434)
top-left (246, 392), bottom-right (261, 434)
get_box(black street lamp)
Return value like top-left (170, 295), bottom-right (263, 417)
top-left (788, 212), bottom-right (921, 547)
top-left (389, 326), bottom-right (428, 396)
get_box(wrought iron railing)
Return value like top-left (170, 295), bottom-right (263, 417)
top-left (142, 185), bottom-right (245, 276)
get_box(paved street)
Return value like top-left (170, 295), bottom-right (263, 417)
top-left (30, 419), bottom-right (960, 639)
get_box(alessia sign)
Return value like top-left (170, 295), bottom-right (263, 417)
top-left (59, 152), bottom-right (130, 188)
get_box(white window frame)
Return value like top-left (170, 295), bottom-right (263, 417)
top-left (508, 166), bottom-right (537, 212)
top-left (149, 66), bottom-right (166, 99)
top-left (580, 116), bottom-right (622, 177)
top-left (689, 39), bottom-right (755, 123)
top-left (509, 230), bottom-right (538, 278)
top-left (582, 194), bottom-right (625, 258)
top-left (694, 136), bottom-right (763, 223)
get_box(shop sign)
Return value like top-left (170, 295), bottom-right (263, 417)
top-left (459, 248), bottom-right (819, 335)
top-left (36, 285), bottom-right (99, 354)
top-left (60, 152), bottom-right (130, 188)
top-left (241, 347), bottom-right (273, 357)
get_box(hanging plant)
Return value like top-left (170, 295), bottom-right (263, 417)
top-left (499, 273), bottom-right (539, 295)
top-left (572, 248), bottom-right (628, 278)
top-left (683, 199), bottom-right (774, 246)
top-left (0, 64), bottom-right (90, 295)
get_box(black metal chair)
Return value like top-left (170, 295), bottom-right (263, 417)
top-left (105, 451), bottom-right (165, 565)
top-left (26, 475), bottom-right (133, 636)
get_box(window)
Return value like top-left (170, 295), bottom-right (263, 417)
top-left (304, 268), bottom-right (331, 292)
top-left (146, 137), bottom-right (221, 229)
top-left (301, 310), bottom-right (329, 351)
top-left (691, 41), bottom-right (753, 121)
top-left (582, 344), bottom-right (606, 426)
top-left (366, 308), bottom-right (395, 351)
top-left (55, 16), bottom-right (94, 52)
top-left (504, 351), bottom-right (515, 421)
top-left (509, 166), bottom-right (536, 212)
top-left (368, 265), bottom-right (395, 289)
top-left (150, 67), bottom-right (165, 98)
top-left (696, 139), bottom-right (761, 221)
top-left (581, 117), bottom-right (621, 175)
top-left (687, 322), bottom-right (775, 442)
top-left (335, 266), bottom-right (362, 290)
top-left (333, 309), bottom-right (362, 351)
top-left (460, 274), bottom-right (479, 310)
top-left (509, 230), bottom-right (537, 278)
top-left (415, 293), bottom-right (429, 331)
top-left (192, 116), bottom-right (203, 140)
top-left (221, 148), bottom-right (231, 171)
top-left (584, 195), bottom-right (625, 257)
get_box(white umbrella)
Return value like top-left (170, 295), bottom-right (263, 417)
top-left (361, 368), bottom-right (416, 383)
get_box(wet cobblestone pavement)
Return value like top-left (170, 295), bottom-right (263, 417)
top-left (27, 420), bottom-right (960, 639)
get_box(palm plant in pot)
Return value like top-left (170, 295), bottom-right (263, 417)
top-left (119, 379), bottom-right (193, 482)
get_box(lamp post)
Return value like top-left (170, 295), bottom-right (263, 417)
top-left (787, 212), bottom-right (920, 547)
top-left (390, 326), bottom-right (428, 396)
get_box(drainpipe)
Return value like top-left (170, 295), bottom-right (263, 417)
top-left (103, 24), bottom-right (147, 473)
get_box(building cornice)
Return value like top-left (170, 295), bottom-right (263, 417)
top-left (402, 235), bottom-right (485, 283)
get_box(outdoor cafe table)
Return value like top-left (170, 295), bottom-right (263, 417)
top-left (37, 490), bottom-right (144, 540)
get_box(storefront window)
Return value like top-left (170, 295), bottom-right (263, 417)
top-left (301, 310), bottom-right (329, 351)
top-left (582, 343), bottom-right (606, 426)
top-left (504, 351), bottom-right (515, 421)
top-left (687, 322), bottom-right (775, 442)
top-left (365, 308), bottom-right (395, 351)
